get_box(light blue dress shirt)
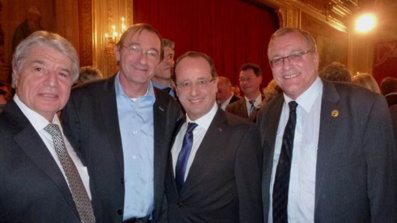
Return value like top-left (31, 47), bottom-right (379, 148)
top-left (115, 74), bottom-right (156, 220)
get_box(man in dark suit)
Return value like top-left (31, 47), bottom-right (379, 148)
top-left (226, 63), bottom-right (264, 122)
top-left (216, 76), bottom-right (239, 110)
top-left (152, 38), bottom-right (177, 98)
top-left (0, 31), bottom-right (95, 222)
top-left (258, 27), bottom-right (397, 222)
top-left (165, 51), bottom-right (263, 222)
top-left (62, 24), bottom-right (182, 223)
top-left (380, 77), bottom-right (397, 107)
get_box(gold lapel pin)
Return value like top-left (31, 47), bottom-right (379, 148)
top-left (331, 109), bottom-right (339, 117)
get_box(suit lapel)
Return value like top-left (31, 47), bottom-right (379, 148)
top-left (98, 76), bottom-right (124, 172)
top-left (261, 96), bottom-right (283, 212)
top-left (6, 101), bottom-right (79, 216)
top-left (239, 99), bottom-right (248, 118)
top-left (315, 80), bottom-right (341, 209)
top-left (153, 88), bottom-right (173, 205)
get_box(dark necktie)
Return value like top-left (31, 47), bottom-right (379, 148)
top-left (249, 100), bottom-right (255, 115)
top-left (163, 87), bottom-right (172, 94)
top-left (44, 124), bottom-right (95, 223)
top-left (272, 101), bottom-right (298, 223)
top-left (175, 122), bottom-right (198, 193)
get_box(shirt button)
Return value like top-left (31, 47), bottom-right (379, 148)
top-left (132, 130), bottom-right (138, 134)
top-left (132, 155), bottom-right (137, 159)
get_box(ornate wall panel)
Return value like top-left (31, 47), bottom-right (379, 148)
top-left (78, 0), bottom-right (93, 67)
top-left (301, 12), bottom-right (348, 70)
top-left (93, 0), bottom-right (132, 78)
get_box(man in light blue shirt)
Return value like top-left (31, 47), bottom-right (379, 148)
top-left (62, 24), bottom-right (182, 223)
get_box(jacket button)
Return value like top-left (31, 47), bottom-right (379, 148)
top-left (117, 209), bottom-right (123, 215)
top-left (177, 202), bottom-right (183, 207)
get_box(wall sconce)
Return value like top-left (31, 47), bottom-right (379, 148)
top-left (104, 17), bottom-right (127, 44)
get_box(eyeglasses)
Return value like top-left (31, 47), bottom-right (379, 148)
top-left (176, 78), bottom-right (215, 90)
top-left (269, 50), bottom-right (312, 68)
top-left (123, 44), bottom-right (160, 60)
top-left (239, 76), bottom-right (254, 82)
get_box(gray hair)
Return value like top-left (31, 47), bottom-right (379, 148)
top-left (12, 31), bottom-right (79, 88)
top-left (269, 27), bottom-right (318, 53)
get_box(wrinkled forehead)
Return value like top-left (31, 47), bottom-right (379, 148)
top-left (268, 32), bottom-right (310, 55)
top-left (124, 29), bottom-right (161, 48)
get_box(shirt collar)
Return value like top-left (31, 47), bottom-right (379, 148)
top-left (186, 103), bottom-right (218, 130)
top-left (283, 77), bottom-right (323, 113)
top-left (152, 81), bottom-right (172, 90)
top-left (14, 94), bottom-right (62, 133)
top-left (115, 72), bottom-right (156, 100)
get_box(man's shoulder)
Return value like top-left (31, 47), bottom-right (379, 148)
top-left (71, 77), bottom-right (114, 96)
top-left (226, 98), bottom-right (245, 110)
top-left (325, 80), bottom-right (383, 103)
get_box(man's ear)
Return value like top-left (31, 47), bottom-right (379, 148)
top-left (114, 45), bottom-right (121, 62)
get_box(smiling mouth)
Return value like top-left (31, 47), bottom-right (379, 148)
top-left (40, 93), bottom-right (58, 99)
top-left (189, 98), bottom-right (203, 103)
top-left (284, 73), bottom-right (299, 79)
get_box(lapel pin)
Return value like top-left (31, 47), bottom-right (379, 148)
top-left (159, 106), bottom-right (164, 111)
top-left (218, 127), bottom-right (223, 132)
top-left (331, 109), bottom-right (339, 117)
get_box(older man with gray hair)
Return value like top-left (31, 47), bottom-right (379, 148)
top-left (258, 27), bottom-right (397, 223)
top-left (0, 31), bottom-right (95, 223)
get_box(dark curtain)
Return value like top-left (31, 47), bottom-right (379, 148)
top-left (373, 41), bottom-right (397, 84)
top-left (133, 0), bottom-right (279, 88)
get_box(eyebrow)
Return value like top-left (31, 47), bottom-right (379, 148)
top-left (31, 60), bottom-right (71, 75)
top-left (128, 42), bottom-right (160, 53)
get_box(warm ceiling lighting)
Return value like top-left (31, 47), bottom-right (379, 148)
top-left (355, 13), bottom-right (377, 33)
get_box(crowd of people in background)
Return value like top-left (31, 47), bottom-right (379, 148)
top-left (1, 20), bottom-right (396, 223)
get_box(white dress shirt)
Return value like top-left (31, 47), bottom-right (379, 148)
top-left (245, 94), bottom-right (262, 115)
top-left (219, 94), bottom-right (235, 111)
top-left (171, 103), bottom-right (218, 180)
top-left (268, 77), bottom-right (323, 223)
top-left (14, 95), bottom-right (92, 199)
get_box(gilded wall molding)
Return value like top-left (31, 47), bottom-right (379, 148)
top-left (93, 0), bottom-right (132, 78)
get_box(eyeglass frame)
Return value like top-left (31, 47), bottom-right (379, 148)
top-left (175, 77), bottom-right (216, 90)
top-left (122, 44), bottom-right (160, 61)
top-left (268, 50), bottom-right (312, 68)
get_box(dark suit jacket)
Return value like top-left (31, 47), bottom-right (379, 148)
top-left (257, 80), bottom-right (397, 222)
top-left (62, 76), bottom-right (183, 223)
top-left (390, 105), bottom-right (397, 146)
top-left (385, 93), bottom-right (397, 107)
top-left (226, 96), bottom-right (263, 122)
top-left (228, 94), bottom-right (240, 105)
top-left (165, 109), bottom-right (263, 223)
top-left (0, 101), bottom-right (82, 223)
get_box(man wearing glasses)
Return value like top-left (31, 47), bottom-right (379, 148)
top-left (165, 51), bottom-right (263, 222)
top-left (258, 27), bottom-right (397, 222)
top-left (62, 23), bottom-right (182, 223)
top-left (226, 63), bottom-right (264, 122)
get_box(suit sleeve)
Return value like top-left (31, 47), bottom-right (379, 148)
top-left (364, 95), bottom-right (397, 222)
top-left (235, 124), bottom-right (263, 222)
top-left (61, 96), bottom-right (82, 151)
